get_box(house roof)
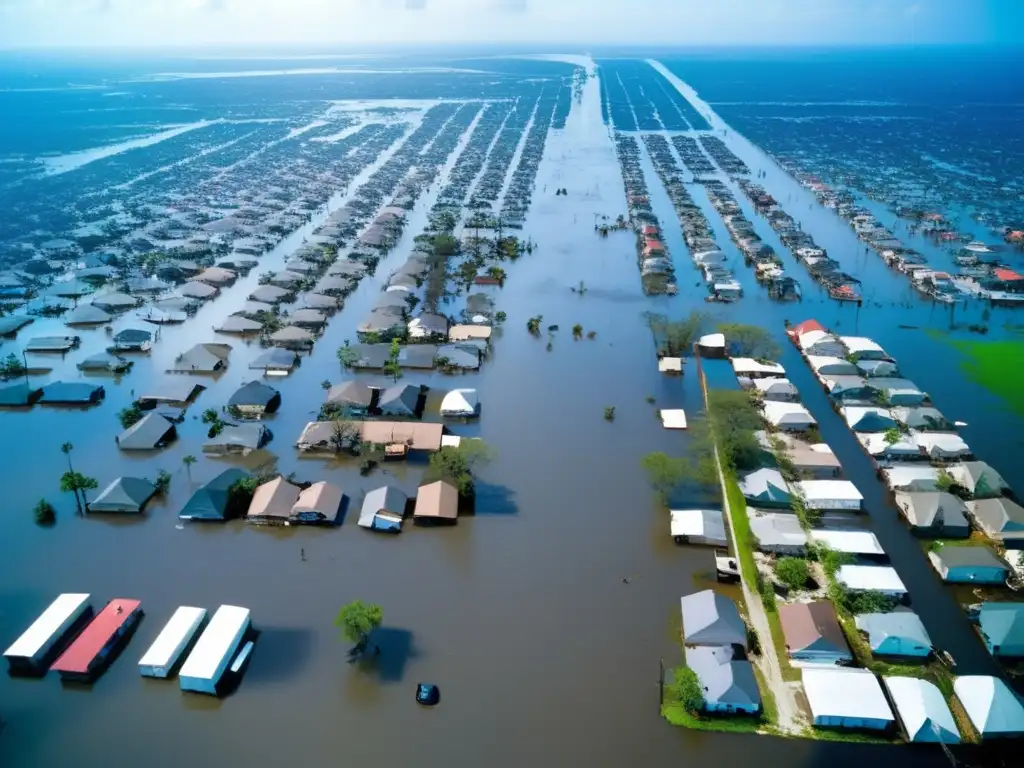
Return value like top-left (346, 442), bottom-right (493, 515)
top-left (761, 401), bottom-right (815, 427)
top-left (91, 292), bottom-right (137, 310)
top-left (913, 431), bottom-right (970, 457)
top-left (270, 325), bottom-right (314, 344)
top-left (249, 285), bottom-right (291, 303)
top-left (118, 413), bottom-right (176, 450)
top-left (669, 509), bottom-right (726, 542)
top-left (803, 668), bottom-right (894, 724)
top-left (739, 469), bottom-right (791, 503)
top-left (883, 677), bottom-right (960, 743)
top-left (179, 469), bottom-right (248, 520)
top-left (979, 603), bottom-right (1024, 651)
top-left (440, 388), bottom-right (478, 416)
top-left (892, 406), bottom-right (951, 430)
top-left (840, 336), bottom-right (886, 356)
top-left (798, 480), bottom-right (863, 506)
top-left (180, 281), bottom-right (218, 299)
top-left (679, 590), bottom-right (747, 648)
top-left (138, 379), bottom-right (202, 403)
top-left (954, 676), bottom-right (1024, 736)
top-left (779, 601), bottom-right (850, 656)
top-left (359, 420), bottom-right (444, 451)
top-left (326, 381), bottom-right (374, 408)
top-left (748, 510), bottom-right (809, 551)
top-left (170, 343), bottom-right (231, 373)
top-left (229, 381), bottom-right (279, 408)
top-left (360, 486), bottom-right (409, 528)
top-left (788, 319), bottom-right (824, 339)
top-left (203, 423), bottom-right (268, 453)
top-left (731, 358), bottom-right (785, 377)
top-left (685, 646), bottom-right (761, 709)
top-left (215, 315), bottom-right (263, 333)
top-left (250, 348), bottom-right (298, 371)
top-left (810, 528), bottom-right (883, 556)
top-left (837, 565), bottom-right (907, 594)
top-left (65, 304), bottom-right (112, 325)
top-left (894, 492), bottom-right (969, 529)
top-left (247, 477), bottom-right (301, 521)
top-left (951, 462), bottom-right (1008, 496)
top-left (808, 356), bottom-right (859, 376)
top-left (377, 384), bottom-right (420, 416)
top-left (414, 480), bottom-right (458, 519)
top-left (39, 381), bottom-right (104, 404)
top-left (856, 612), bottom-right (932, 653)
top-left (882, 465), bottom-right (940, 492)
top-left (841, 406), bottom-right (897, 431)
top-left (89, 477), bottom-right (157, 513)
top-left (0, 382), bottom-right (43, 406)
top-left (292, 481), bottom-right (343, 523)
top-left (857, 359), bottom-right (899, 377)
top-left (931, 545), bottom-right (1007, 571)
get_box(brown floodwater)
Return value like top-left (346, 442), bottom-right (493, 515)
top-left (1, 57), bottom-right (1017, 768)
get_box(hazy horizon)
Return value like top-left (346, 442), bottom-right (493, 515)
top-left (0, 0), bottom-right (1020, 50)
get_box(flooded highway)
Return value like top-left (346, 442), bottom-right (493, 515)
top-left (1, 54), bottom-right (1017, 768)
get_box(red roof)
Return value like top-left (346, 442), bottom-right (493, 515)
top-left (787, 319), bottom-right (823, 339)
top-left (994, 268), bottom-right (1023, 282)
top-left (51, 599), bottom-right (141, 674)
top-left (644, 238), bottom-right (665, 251)
top-left (642, 225), bottom-right (659, 236)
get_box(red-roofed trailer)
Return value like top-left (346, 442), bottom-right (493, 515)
top-left (786, 319), bottom-right (824, 342)
top-left (50, 599), bottom-right (142, 682)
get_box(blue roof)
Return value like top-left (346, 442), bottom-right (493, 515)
top-left (979, 603), bottom-right (1024, 657)
top-left (179, 469), bottom-right (248, 521)
top-left (39, 381), bottom-right (104, 404)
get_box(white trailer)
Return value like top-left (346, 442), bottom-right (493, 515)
top-left (138, 606), bottom-right (207, 679)
top-left (179, 605), bottom-right (250, 695)
top-left (3, 593), bottom-right (91, 675)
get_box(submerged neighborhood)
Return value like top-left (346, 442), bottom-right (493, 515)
top-left (0, 39), bottom-right (1022, 767)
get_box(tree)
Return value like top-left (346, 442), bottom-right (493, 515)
top-left (647, 311), bottom-right (710, 356)
top-left (424, 440), bottom-right (495, 496)
top-left (882, 426), bottom-right (904, 447)
top-left (487, 266), bottom-right (506, 283)
top-left (201, 408), bottom-right (219, 424)
top-left (330, 419), bottom-right (361, 453)
top-left (432, 234), bottom-right (459, 256)
top-left (335, 600), bottom-right (383, 654)
top-left (118, 403), bottom-right (144, 429)
top-left (494, 311), bottom-right (507, 324)
top-left (698, 389), bottom-right (764, 474)
top-left (383, 338), bottom-right (403, 381)
top-left (34, 498), bottom-right (56, 526)
top-left (60, 471), bottom-right (98, 511)
top-left (776, 557), bottom-right (809, 591)
top-left (154, 470), bottom-right (172, 496)
top-left (337, 340), bottom-right (359, 368)
top-left (935, 468), bottom-right (955, 493)
top-left (668, 666), bottom-right (705, 714)
top-left (60, 442), bottom-right (74, 473)
top-left (717, 322), bottom-right (781, 360)
top-left (526, 315), bottom-right (543, 335)
top-left (572, 323), bottom-right (583, 340)
top-left (641, 452), bottom-right (691, 502)
top-left (0, 352), bottom-right (27, 380)
top-left (182, 454), bottom-right (197, 481)
top-left (604, 406), bottom-right (616, 421)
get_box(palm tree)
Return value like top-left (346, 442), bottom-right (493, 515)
top-left (182, 454), bottom-right (197, 482)
top-left (60, 442), bottom-right (78, 506)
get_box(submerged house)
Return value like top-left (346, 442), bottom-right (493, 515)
top-left (803, 668), bottom-right (895, 732)
top-left (892, 406), bottom-right (953, 432)
top-left (117, 413), bottom-right (176, 451)
top-left (856, 611), bottom-right (932, 658)
top-left (413, 480), bottom-right (459, 524)
top-left (954, 676), bottom-right (1024, 740)
top-left (88, 477), bottom-right (157, 514)
top-left (761, 401), bottom-right (816, 431)
top-left (779, 601), bottom-right (851, 665)
top-left (882, 677), bottom-right (960, 744)
top-left (894, 492), bottom-right (971, 537)
top-left (111, 328), bottom-right (154, 353)
top-left (169, 343), bottom-right (231, 374)
top-left (841, 406), bottom-right (897, 433)
top-left (228, 381), bottom-right (281, 417)
top-left (882, 465), bottom-right (941, 494)
top-left (808, 355), bottom-right (859, 378)
top-left (439, 388), bottom-right (480, 418)
top-left (250, 348), bottom-right (299, 374)
top-left (359, 486), bottom-right (409, 533)
top-left (928, 545), bottom-right (1008, 585)
top-left (325, 381), bottom-right (375, 416)
top-left (747, 510), bottom-right (809, 555)
top-left (245, 477), bottom-right (302, 525)
top-left (966, 498), bottom-right (1024, 543)
top-left (39, 381), bottom-right (105, 405)
top-left (679, 590), bottom-right (747, 650)
top-left (376, 384), bottom-right (421, 418)
top-left (291, 482), bottom-right (343, 525)
top-left (839, 336), bottom-right (887, 361)
top-left (798, 330), bottom-right (847, 358)
top-left (977, 603), bottom-right (1024, 658)
top-left (202, 423), bottom-right (269, 455)
top-left (0, 382), bottom-right (44, 407)
top-left (669, 509), bottom-right (727, 547)
top-left (950, 462), bottom-right (1009, 499)
top-left (837, 565), bottom-right (907, 598)
top-left (684, 645), bottom-right (761, 715)
top-left (179, 469), bottom-right (248, 521)
top-left (739, 469), bottom-right (791, 508)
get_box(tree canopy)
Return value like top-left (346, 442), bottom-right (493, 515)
top-left (335, 600), bottom-right (383, 646)
top-left (717, 322), bottom-right (781, 360)
top-left (424, 440), bottom-right (495, 496)
top-left (668, 665), bottom-right (705, 714)
top-left (648, 311), bottom-right (710, 357)
top-left (641, 452), bottom-right (691, 502)
top-left (775, 557), bottom-right (809, 591)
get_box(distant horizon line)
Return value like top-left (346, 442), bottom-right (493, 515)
top-left (0, 41), bottom-right (1019, 54)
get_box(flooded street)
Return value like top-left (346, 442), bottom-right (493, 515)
top-left (0, 55), bottom-right (1013, 768)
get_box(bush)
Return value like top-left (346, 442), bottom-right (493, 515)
top-left (34, 498), bottom-right (56, 525)
top-left (667, 666), bottom-right (705, 714)
top-left (776, 557), bottom-right (809, 591)
top-left (118, 403), bottom-right (143, 429)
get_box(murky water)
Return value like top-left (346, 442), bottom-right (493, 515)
top-left (0, 57), bottom-right (1013, 767)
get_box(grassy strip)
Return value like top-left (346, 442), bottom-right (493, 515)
top-left (751, 661), bottom-right (779, 727)
top-left (724, 476), bottom-right (802, 683)
top-left (799, 726), bottom-right (892, 745)
top-left (662, 705), bottom-right (768, 734)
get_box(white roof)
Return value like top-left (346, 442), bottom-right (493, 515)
top-left (804, 668), bottom-right (894, 724)
top-left (658, 357), bottom-right (683, 372)
top-left (761, 401), bottom-right (815, 427)
top-left (698, 333), bottom-right (725, 349)
top-left (858, 432), bottom-right (920, 456)
top-left (807, 355), bottom-right (858, 375)
top-left (882, 465), bottom-right (940, 489)
top-left (810, 529), bottom-right (884, 556)
top-left (912, 431), bottom-right (970, 454)
top-left (840, 336), bottom-right (885, 355)
top-left (731, 358), bottom-right (785, 376)
top-left (752, 377), bottom-right (796, 395)
top-left (3, 593), bottom-right (90, 659)
top-left (178, 605), bottom-right (249, 680)
top-left (440, 388), bottom-right (478, 416)
top-left (841, 406), bottom-right (895, 427)
top-left (954, 676), bottom-right (1024, 736)
top-left (138, 606), bottom-right (207, 668)
top-left (798, 329), bottom-right (838, 349)
top-left (883, 677), bottom-right (960, 743)
top-left (660, 409), bottom-right (688, 429)
top-left (440, 434), bottom-right (462, 448)
top-left (670, 509), bottom-right (724, 539)
top-left (798, 480), bottom-right (863, 502)
top-left (837, 565), bottom-right (907, 594)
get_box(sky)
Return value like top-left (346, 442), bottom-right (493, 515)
top-left (0, 0), bottom-right (1019, 49)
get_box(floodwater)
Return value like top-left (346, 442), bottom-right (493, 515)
top-left (0, 56), bottom-right (1015, 768)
